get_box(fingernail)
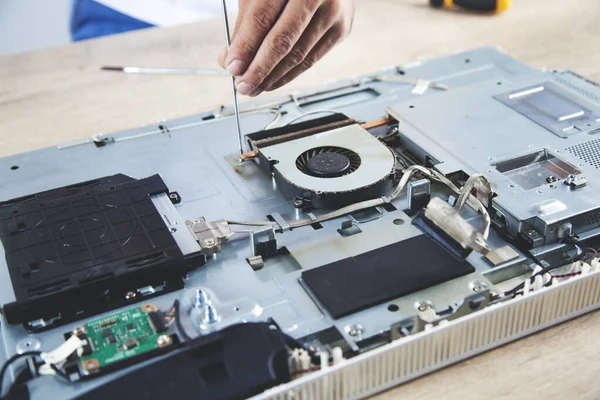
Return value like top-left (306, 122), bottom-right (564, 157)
top-left (237, 82), bottom-right (256, 96)
top-left (226, 59), bottom-right (246, 76)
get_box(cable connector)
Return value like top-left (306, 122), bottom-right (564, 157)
top-left (290, 348), bottom-right (311, 374)
top-left (424, 197), bottom-right (491, 255)
top-left (185, 218), bottom-right (234, 256)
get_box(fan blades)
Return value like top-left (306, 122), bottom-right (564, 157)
top-left (296, 146), bottom-right (361, 178)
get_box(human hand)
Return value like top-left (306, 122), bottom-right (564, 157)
top-left (218, 0), bottom-right (355, 97)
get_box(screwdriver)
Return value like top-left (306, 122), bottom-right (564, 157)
top-left (220, 0), bottom-right (244, 156)
top-left (429, 0), bottom-right (511, 13)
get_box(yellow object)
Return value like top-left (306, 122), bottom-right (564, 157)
top-left (433, 0), bottom-right (511, 12)
top-left (496, 0), bottom-right (511, 12)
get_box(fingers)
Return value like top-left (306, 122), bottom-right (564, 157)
top-left (217, 0), bottom-right (355, 95)
top-left (233, 0), bottom-right (323, 95)
top-left (218, 1), bottom-right (249, 69)
top-left (222, 1), bottom-right (287, 77)
top-left (254, 5), bottom-right (336, 94)
top-left (265, 25), bottom-right (347, 92)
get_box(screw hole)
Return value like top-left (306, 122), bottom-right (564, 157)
top-left (497, 82), bottom-right (502, 85)
top-left (387, 304), bottom-right (399, 312)
top-left (465, 58), bottom-right (471, 63)
top-left (409, 105), bottom-right (415, 109)
top-left (10, 165), bottom-right (19, 170)
top-left (233, 307), bottom-right (240, 311)
top-left (393, 218), bottom-right (405, 226)
top-left (169, 228), bottom-right (177, 233)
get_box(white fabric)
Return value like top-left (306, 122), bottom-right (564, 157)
top-left (94, 0), bottom-right (239, 27)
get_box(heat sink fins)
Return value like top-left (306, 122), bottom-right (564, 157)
top-left (257, 270), bottom-right (600, 400)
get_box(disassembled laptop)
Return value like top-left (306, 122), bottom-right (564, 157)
top-left (2, 47), bottom-right (600, 399)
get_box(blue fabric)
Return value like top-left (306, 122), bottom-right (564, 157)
top-left (71, 0), bottom-right (154, 41)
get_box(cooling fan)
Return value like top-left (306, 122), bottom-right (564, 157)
top-left (256, 122), bottom-right (396, 208)
top-left (295, 146), bottom-right (362, 178)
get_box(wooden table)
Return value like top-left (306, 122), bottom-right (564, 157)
top-left (1, 0), bottom-right (599, 398)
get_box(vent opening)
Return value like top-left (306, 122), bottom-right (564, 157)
top-left (566, 138), bottom-right (600, 169)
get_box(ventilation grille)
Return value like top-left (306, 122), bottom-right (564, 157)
top-left (553, 71), bottom-right (600, 103)
top-left (566, 138), bottom-right (600, 169)
top-left (256, 270), bottom-right (600, 400)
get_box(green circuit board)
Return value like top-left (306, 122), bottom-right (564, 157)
top-left (75, 304), bottom-right (173, 374)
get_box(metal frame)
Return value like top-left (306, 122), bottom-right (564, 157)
top-left (2, 47), bottom-right (600, 399)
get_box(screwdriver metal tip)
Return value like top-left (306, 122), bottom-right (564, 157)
top-left (221, 0), bottom-right (244, 156)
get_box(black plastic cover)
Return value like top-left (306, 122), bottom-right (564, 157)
top-left (302, 235), bottom-right (475, 319)
top-left (0, 174), bottom-right (202, 329)
top-left (78, 322), bottom-right (291, 400)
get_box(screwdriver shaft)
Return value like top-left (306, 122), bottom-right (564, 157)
top-left (221, 0), bottom-right (244, 156)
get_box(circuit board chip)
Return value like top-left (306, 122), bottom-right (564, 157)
top-left (72, 304), bottom-right (177, 376)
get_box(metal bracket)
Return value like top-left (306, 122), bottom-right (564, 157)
top-left (246, 255), bottom-right (265, 271)
top-left (407, 178), bottom-right (431, 213)
top-left (186, 217), bottom-right (234, 256)
top-left (269, 212), bottom-right (290, 232)
top-left (565, 174), bottom-right (588, 190)
top-left (349, 207), bottom-right (384, 224)
top-left (391, 289), bottom-right (492, 340)
top-left (249, 225), bottom-right (277, 257)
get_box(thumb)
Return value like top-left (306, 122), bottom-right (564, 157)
top-left (218, 47), bottom-right (228, 69)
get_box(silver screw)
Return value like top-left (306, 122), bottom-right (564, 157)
top-left (204, 238), bottom-right (217, 247)
top-left (73, 325), bottom-right (86, 336)
top-left (157, 335), bottom-right (171, 347)
top-left (345, 324), bottom-right (364, 337)
top-left (16, 337), bottom-right (41, 354)
top-left (308, 344), bottom-right (320, 353)
top-left (417, 302), bottom-right (432, 312)
top-left (526, 230), bottom-right (538, 237)
top-left (565, 175), bottom-right (576, 185)
top-left (194, 289), bottom-right (210, 308)
top-left (473, 284), bottom-right (486, 292)
top-left (125, 291), bottom-right (137, 300)
top-left (202, 304), bottom-right (219, 324)
top-left (293, 199), bottom-right (304, 208)
top-left (471, 281), bottom-right (488, 292)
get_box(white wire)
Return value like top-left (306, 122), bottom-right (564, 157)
top-left (288, 166), bottom-right (440, 229)
top-left (222, 165), bottom-right (491, 240)
top-left (236, 108), bottom-right (283, 130)
top-left (40, 335), bottom-right (85, 365)
top-left (455, 174), bottom-right (492, 213)
top-left (427, 169), bottom-right (491, 239)
top-left (34, 335), bottom-right (86, 377)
